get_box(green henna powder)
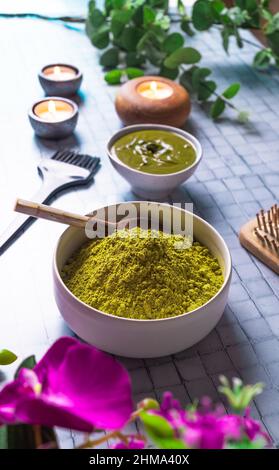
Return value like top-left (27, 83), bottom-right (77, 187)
top-left (62, 228), bottom-right (224, 320)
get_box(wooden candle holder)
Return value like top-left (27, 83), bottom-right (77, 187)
top-left (115, 76), bottom-right (191, 128)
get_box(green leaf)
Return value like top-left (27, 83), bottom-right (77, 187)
top-left (121, 26), bottom-right (142, 51)
top-left (178, 0), bottom-right (186, 15)
top-left (180, 69), bottom-right (194, 92)
top-left (100, 47), bottom-right (119, 67)
top-left (160, 65), bottom-right (179, 80)
top-left (198, 80), bottom-right (217, 100)
top-left (221, 26), bottom-right (231, 53)
top-left (267, 31), bottom-right (279, 57)
top-left (192, 66), bottom-right (211, 91)
top-left (126, 52), bottom-right (145, 67)
top-left (223, 82), bottom-right (240, 99)
top-left (210, 97), bottom-right (226, 119)
top-left (112, 0), bottom-right (126, 8)
top-left (163, 33), bottom-right (184, 54)
top-left (0, 349), bottom-right (17, 365)
top-left (89, 8), bottom-right (106, 28)
top-left (125, 67), bottom-right (144, 79)
top-left (111, 10), bottom-right (133, 38)
top-left (132, 5), bottom-right (144, 27)
top-left (192, 1), bottom-right (215, 31)
top-left (143, 5), bottom-right (156, 25)
top-left (181, 18), bottom-right (195, 36)
top-left (104, 69), bottom-right (122, 84)
top-left (164, 47), bottom-right (201, 69)
top-left (140, 411), bottom-right (174, 438)
top-left (15, 355), bottom-right (36, 378)
top-left (91, 25), bottom-right (110, 49)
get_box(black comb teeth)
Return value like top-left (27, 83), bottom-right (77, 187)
top-left (52, 149), bottom-right (100, 172)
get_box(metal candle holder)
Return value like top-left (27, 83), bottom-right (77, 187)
top-left (38, 64), bottom-right (83, 97)
top-left (28, 97), bottom-right (79, 140)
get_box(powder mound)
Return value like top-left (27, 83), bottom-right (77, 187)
top-left (62, 228), bottom-right (224, 320)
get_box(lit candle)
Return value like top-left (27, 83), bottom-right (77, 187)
top-left (137, 80), bottom-right (173, 100)
top-left (34, 99), bottom-right (74, 122)
top-left (29, 97), bottom-right (79, 139)
top-left (39, 64), bottom-right (83, 97)
top-left (43, 65), bottom-right (77, 81)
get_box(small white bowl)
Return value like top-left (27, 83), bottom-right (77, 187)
top-left (107, 124), bottom-right (202, 199)
top-left (53, 202), bottom-right (231, 358)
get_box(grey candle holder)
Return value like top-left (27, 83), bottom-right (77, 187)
top-left (38, 64), bottom-right (83, 97)
top-left (28, 97), bottom-right (79, 140)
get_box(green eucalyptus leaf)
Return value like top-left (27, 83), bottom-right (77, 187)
top-left (112, 0), bottom-right (126, 8)
top-left (163, 33), bottom-right (184, 54)
top-left (180, 69), bottom-right (194, 92)
top-left (111, 10), bottom-right (133, 38)
top-left (164, 47), bottom-right (201, 69)
top-left (125, 67), bottom-right (144, 79)
top-left (100, 47), bottom-right (119, 67)
top-left (160, 65), bottom-right (179, 80)
top-left (89, 8), bottom-right (106, 28)
top-left (104, 69), bottom-right (122, 84)
top-left (121, 26), bottom-right (142, 51)
top-left (211, 0), bottom-right (225, 17)
top-left (221, 26), bottom-right (231, 53)
top-left (15, 355), bottom-right (36, 378)
top-left (0, 349), bottom-right (17, 365)
top-left (132, 5), bottom-right (144, 26)
top-left (181, 18), bottom-right (195, 36)
top-left (178, 0), bottom-right (186, 15)
top-left (253, 49), bottom-right (272, 69)
top-left (223, 82), bottom-right (240, 99)
top-left (126, 51), bottom-right (145, 67)
top-left (210, 97), bottom-right (226, 119)
top-left (91, 25), bottom-right (110, 49)
top-left (192, 1), bottom-right (215, 31)
top-left (143, 5), bottom-right (156, 25)
top-left (197, 80), bottom-right (217, 101)
top-left (192, 67), bottom-right (211, 90)
top-left (267, 31), bottom-right (279, 57)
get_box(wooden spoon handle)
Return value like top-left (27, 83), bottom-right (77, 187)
top-left (15, 199), bottom-right (90, 229)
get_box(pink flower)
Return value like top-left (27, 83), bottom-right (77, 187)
top-left (0, 337), bottom-right (133, 432)
top-left (112, 436), bottom-right (146, 449)
top-left (152, 392), bottom-right (269, 449)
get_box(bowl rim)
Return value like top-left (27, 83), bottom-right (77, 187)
top-left (107, 124), bottom-right (202, 178)
top-left (39, 63), bottom-right (82, 82)
top-left (53, 201), bottom-right (232, 324)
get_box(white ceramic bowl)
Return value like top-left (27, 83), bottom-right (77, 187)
top-left (107, 124), bottom-right (202, 199)
top-left (53, 202), bottom-right (231, 358)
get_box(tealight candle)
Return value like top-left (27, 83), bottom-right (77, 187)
top-left (29, 97), bottom-right (79, 139)
top-left (38, 63), bottom-right (83, 97)
top-left (43, 65), bottom-right (77, 81)
top-left (34, 99), bottom-right (74, 122)
top-left (137, 80), bottom-right (173, 100)
top-left (115, 76), bottom-right (191, 128)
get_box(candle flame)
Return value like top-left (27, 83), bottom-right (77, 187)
top-left (54, 65), bottom-right (61, 76)
top-left (48, 100), bottom-right (57, 114)
top-left (150, 81), bottom-right (158, 92)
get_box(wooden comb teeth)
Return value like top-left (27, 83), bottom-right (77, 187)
top-left (239, 203), bottom-right (279, 275)
top-left (254, 204), bottom-right (279, 256)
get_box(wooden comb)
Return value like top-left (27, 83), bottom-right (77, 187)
top-left (239, 204), bottom-right (279, 275)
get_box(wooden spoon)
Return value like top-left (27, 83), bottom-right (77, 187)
top-left (14, 199), bottom-right (137, 231)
